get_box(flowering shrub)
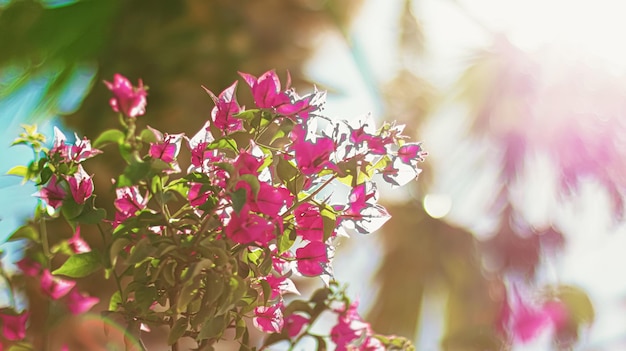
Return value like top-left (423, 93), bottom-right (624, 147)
top-left (1, 71), bottom-right (425, 350)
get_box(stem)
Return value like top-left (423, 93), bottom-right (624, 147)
top-left (284, 175), bottom-right (337, 214)
top-left (40, 216), bottom-right (51, 266)
top-left (169, 287), bottom-right (180, 351)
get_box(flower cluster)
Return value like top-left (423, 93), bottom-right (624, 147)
top-left (1, 71), bottom-right (424, 349)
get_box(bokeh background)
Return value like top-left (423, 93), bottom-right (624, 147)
top-left (2, 0), bottom-right (626, 350)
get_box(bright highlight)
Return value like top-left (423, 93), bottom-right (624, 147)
top-left (423, 194), bottom-right (452, 219)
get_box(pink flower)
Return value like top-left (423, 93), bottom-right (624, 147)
top-left (16, 257), bottom-right (41, 276)
top-left (188, 183), bottom-right (210, 207)
top-left (397, 143), bottom-right (425, 164)
top-left (233, 152), bottom-right (263, 176)
top-left (285, 314), bottom-right (309, 338)
top-left (253, 303), bottom-right (284, 333)
top-left (66, 165), bottom-right (94, 204)
top-left (350, 125), bottom-right (388, 155)
top-left (338, 183), bottom-right (390, 234)
top-left (65, 289), bottom-right (99, 315)
top-left (34, 175), bottom-right (66, 209)
top-left (292, 137), bottom-right (336, 175)
top-left (331, 301), bottom-right (377, 351)
top-left (48, 127), bottom-right (101, 163)
top-left (69, 135), bottom-right (102, 163)
top-left (262, 275), bottom-right (299, 300)
top-left (0, 311), bottom-right (29, 341)
top-left (68, 226), bottom-right (91, 254)
top-left (506, 289), bottom-right (569, 343)
top-left (271, 248), bottom-right (295, 275)
top-left (203, 81), bottom-right (243, 134)
top-left (240, 181), bottom-right (293, 219)
top-left (113, 186), bottom-right (148, 226)
top-left (295, 241), bottom-right (328, 276)
top-left (49, 126), bottom-right (69, 161)
top-left (41, 269), bottom-right (75, 300)
top-left (239, 70), bottom-right (292, 111)
top-left (295, 203), bottom-right (324, 242)
top-left (225, 206), bottom-right (275, 245)
top-left (104, 73), bottom-right (147, 118)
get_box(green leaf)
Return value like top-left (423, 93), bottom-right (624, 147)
top-left (198, 314), bottom-right (226, 340)
top-left (139, 128), bottom-right (158, 144)
top-left (239, 174), bottom-right (261, 199)
top-left (168, 316), bottom-right (189, 345)
top-left (73, 205), bottom-right (107, 225)
top-left (93, 129), bottom-right (125, 148)
top-left (260, 279), bottom-right (272, 306)
top-left (178, 277), bottom-right (201, 313)
top-left (8, 225), bottom-right (38, 242)
top-left (61, 198), bottom-right (84, 220)
top-left (135, 285), bottom-right (157, 312)
top-left (7, 342), bottom-right (34, 351)
top-left (209, 137), bottom-right (238, 153)
top-left (5, 165), bottom-right (28, 177)
top-left (38, 166), bottom-right (53, 185)
top-left (320, 206), bottom-right (337, 242)
top-left (52, 251), bottom-right (102, 278)
top-left (126, 238), bottom-right (157, 266)
top-left (118, 161), bottom-right (151, 187)
top-left (109, 238), bottom-right (130, 267)
top-left (231, 187), bottom-right (247, 214)
top-left (277, 227), bottom-right (295, 254)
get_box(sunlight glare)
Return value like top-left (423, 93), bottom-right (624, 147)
top-left (461, 0), bottom-right (626, 73)
top-left (423, 194), bottom-right (452, 219)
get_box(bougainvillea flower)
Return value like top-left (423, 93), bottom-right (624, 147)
top-left (49, 126), bottom-right (69, 161)
top-left (381, 157), bottom-right (422, 188)
top-left (104, 73), bottom-right (147, 118)
top-left (292, 136), bottom-right (336, 175)
top-left (239, 70), bottom-right (292, 110)
top-left (65, 289), bottom-right (99, 315)
top-left (16, 257), bottom-right (41, 276)
top-left (350, 123), bottom-right (388, 155)
top-left (347, 183), bottom-right (377, 215)
top-left (245, 182), bottom-right (293, 219)
top-left (113, 186), bottom-right (148, 227)
top-left (233, 151), bottom-right (263, 176)
top-left (41, 269), bottom-right (75, 300)
top-left (225, 206), bottom-right (275, 245)
top-left (331, 319), bottom-right (370, 351)
top-left (285, 314), bottom-right (309, 338)
top-left (68, 226), bottom-right (91, 254)
top-left (188, 182), bottom-right (211, 207)
top-left (48, 127), bottom-right (101, 163)
top-left (330, 300), bottom-right (377, 351)
top-left (506, 289), bottom-right (569, 343)
top-left (338, 182), bottom-right (391, 234)
top-left (397, 143), bottom-right (425, 164)
top-left (262, 275), bottom-right (299, 300)
top-left (34, 175), bottom-right (66, 209)
top-left (253, 303), bottom-right (284, 333)
top-left (295, 241), bottom-right (328, 276)
top-left (69, 135), bottom-right (102, 163)
top-left (66, 165), bottom-right (94, 204)
top-left (114, 186), bottom-right (148, 215)
top-left (294, 203), bottom-right (324, 242)
top-left (0, 311), bottom-right (29, 341)
top-left (203, 81), bottom-right (243, 134)
top-left (270, 247), bottom-right (295, 275)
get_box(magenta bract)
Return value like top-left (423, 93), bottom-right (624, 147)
top-left (104, 73), bottom-right (147, 118)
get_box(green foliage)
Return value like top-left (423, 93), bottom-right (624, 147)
top-left (52, 251), bottom-right (102, 278)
